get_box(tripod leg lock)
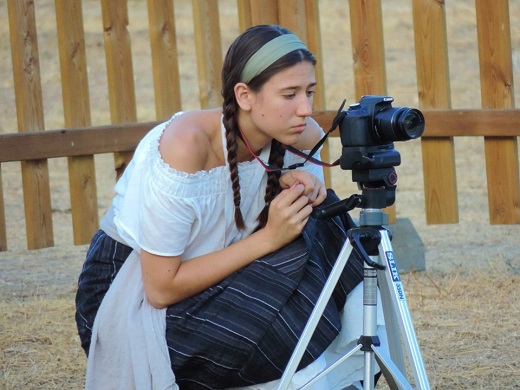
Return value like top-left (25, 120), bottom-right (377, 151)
top-left (348, 227), bottom-right (386, 271)
top-left (357, 335), bottom-right (381, 352)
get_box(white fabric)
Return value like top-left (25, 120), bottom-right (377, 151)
top-left (89, 112), bottom-right (387, 389)
top-left (105, 112), bottom-right (325, 260)
top-left (86, 251), bottom-right (177, 390)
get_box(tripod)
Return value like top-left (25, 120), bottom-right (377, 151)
top-left (276, 187), bottom-right (431, 390)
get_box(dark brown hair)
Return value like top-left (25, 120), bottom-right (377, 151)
top-left (221, 25), bottom-right (316, 230)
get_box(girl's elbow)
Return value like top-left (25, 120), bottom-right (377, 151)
top-left (148, 296), bottom-right (169, 309)
top-left (144, 286), bottom-right (183, 309)
top-left (145, 290), bottom-right (169, 309)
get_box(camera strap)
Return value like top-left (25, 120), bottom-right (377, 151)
top-left (283, 99), bottom-right (348, 169)
top-left (238, 100), bottom-right (347, 172)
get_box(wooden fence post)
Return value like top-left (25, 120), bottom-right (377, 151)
top-left (278, 0), bottom-right (310, 49)
top-left (0, 170), bottom-right (6, 251)
top-left (56, 0), bottom-right (99, 245)
top-left (101, 0), bottom-right (137, 179)
top-left (349, 0), bottom-right (397, 222)
top-left (237, 0), bottom-right (279, 28)
top-left (413, 0), bottom-right (459, 224)
top-left (349, 0), bottom-right (387, 97)
top-left (7, 0), bottom-right (54, 249)
top-left (147, 0), bottom-right (182, 120)
top-left (192, 0), bottom-right (223, 109)
top-left (236, 0), bottom-right (252, 31)
top-left (476, 0), bottom-right (520, 224)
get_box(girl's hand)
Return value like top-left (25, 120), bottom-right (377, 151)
top-left (263, 183), bottom-right (313, 248)
top-left (279, 170), bottom-right (327, 207)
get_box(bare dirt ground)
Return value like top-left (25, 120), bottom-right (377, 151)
top-left (1, 0), bottom-right (520, 389)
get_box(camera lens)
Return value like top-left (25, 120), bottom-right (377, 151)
top-left (374, 107), bottom-right (425, 142)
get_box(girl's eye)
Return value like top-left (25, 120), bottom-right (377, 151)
top-left (307, 90), bottom-right (315, 97)
top-left (284, 93), bottom-right (296, 99)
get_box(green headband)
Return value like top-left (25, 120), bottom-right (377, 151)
top-left (240, 34), bottom-right (309, 84)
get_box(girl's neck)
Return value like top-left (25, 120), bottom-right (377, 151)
top-left (236, 114), bottom-right (271, 158)
top-left (236, 132), bottom-right (264, 163)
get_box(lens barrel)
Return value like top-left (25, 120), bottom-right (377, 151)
top-left (374, 107), bottom-right (425, 142)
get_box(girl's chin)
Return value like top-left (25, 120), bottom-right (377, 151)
top-left (278, 133), bottom-right (302, 146)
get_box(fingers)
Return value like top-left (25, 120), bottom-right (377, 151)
top-left (271, 183), bottom-right (310, 214)
top-left (279, 171), bottom-right (326, 206)
top-left (271, 184), bottom-right (313, 222)
top-left (279, 171), bottom-right (312, 192)
top-left (309, 184), bottom-right (327, 206)
top-left (264, 184), bottom-right (314, 248)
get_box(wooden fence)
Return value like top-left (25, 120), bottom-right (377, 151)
top-left (1, 0), bottom-right (519, 251)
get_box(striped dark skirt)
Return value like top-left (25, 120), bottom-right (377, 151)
top-left (75, 190), bottom-right (364, 389)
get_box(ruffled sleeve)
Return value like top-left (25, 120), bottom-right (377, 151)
top-left (133, 170), bottom-right (197, 256)
top-left (110, 113), bottom-right (230, 257)
top-left (112, 124), bottom-right (194, 256)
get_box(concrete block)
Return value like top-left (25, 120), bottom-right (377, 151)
top-left (385, 218), bottom-right (425, 273)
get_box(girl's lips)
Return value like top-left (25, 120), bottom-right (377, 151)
top-left (292, 124), bottom-right (306, 132)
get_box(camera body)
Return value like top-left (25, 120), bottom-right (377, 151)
top-left (340, 95), bottom-right (424, 171)
top-left (338, 96), bottom-right (425, 207)
top-left (340, 95), bottom-right (424, 148)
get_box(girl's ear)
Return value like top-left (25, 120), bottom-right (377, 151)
top-left (234, 82), bottom-right (253, 111)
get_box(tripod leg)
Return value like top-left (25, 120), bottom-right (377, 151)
top-left (276, 241), bottom-right (356, 390)
top-left (372, 345), bottom-right (413, 390)
top-left (299, 344), bottom-right (363, 390)
top-left (361, 260), bottom-right (380, 390)
top-left (378, 274), bottom-right (406, 373)
top-left (377, 229), bottom-right (430, 389)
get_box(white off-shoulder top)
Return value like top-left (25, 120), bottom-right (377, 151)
top-left (101, 111), bottom-right (324, 261)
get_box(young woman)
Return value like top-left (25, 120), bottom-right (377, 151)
top-left (76, 24), bottom-right (385, 389)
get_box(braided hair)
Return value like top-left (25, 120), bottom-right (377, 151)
top-left (221, 25), bottom-right (316, 230)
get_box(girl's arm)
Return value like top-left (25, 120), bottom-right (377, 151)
top-left (141, 183), bottom-right (312, 309)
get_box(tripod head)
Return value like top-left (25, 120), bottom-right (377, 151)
top-left (317, 187), bottom-right (390, 227)
top-left (318, 95), bottom-right (425, 227)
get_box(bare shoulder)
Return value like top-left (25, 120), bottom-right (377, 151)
top-left (294, 117), bottom-right (324, 150)
top-left (159, 109), bottom-right (222, 173)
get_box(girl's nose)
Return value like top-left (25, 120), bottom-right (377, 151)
top-left (297, 95), bottom-right (313, 117)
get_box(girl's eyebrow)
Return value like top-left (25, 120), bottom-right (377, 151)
top-left (280, 82), bottom-right (317, 91)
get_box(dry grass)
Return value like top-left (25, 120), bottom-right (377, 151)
top-left (1, 261), bottom-right (519, 389)
top-left (0, 297), bottom-right (86, 389)
top-left (400, 264), bottom-right (520, 389)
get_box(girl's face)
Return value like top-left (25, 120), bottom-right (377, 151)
top-left (248, 61), bottom-right (316, 146)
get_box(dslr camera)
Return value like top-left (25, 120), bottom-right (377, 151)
top-left (338, 95), bottom-right (425, 207)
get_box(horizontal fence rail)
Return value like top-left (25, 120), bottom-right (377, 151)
top-left (2, 109), bottom-right (520, 163)
top-left (3, 107), bottom-right (520, 163)
top-left (1, 0), bottom-right (519, 251)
